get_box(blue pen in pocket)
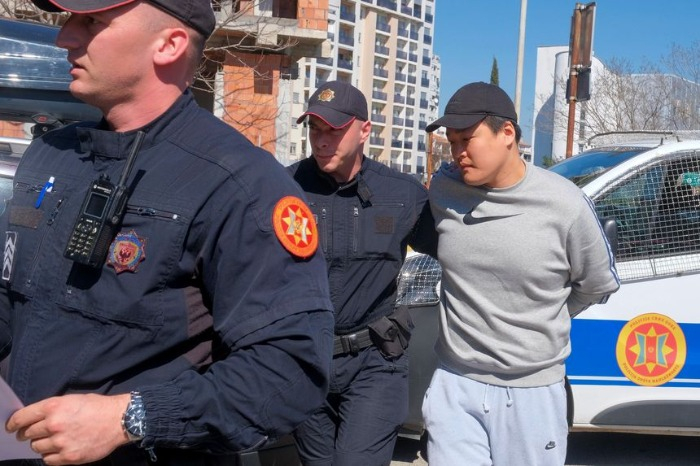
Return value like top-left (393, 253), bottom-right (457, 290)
top-left (35, 176), bottom-right (54, 209)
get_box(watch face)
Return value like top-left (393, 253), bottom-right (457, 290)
top-left (123, 392), bottom-right (146, 441)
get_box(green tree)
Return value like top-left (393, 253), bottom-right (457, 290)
top-left (490, 57), bottom-right (499, 86)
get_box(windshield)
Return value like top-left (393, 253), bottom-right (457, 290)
top-left (548, 147), bottom-right (648, 187)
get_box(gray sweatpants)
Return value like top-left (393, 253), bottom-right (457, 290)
top-left (421, 366), bottom-right (568, 466)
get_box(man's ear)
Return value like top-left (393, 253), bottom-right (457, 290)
top-left (501, 120), bottom-right (516, 146)
top-left (153, 28), bottom-right (189, 66)
top-left (359, 119), bottom-right (372, 144)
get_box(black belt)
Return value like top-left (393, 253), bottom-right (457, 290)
top-left (333, 328), bottom-right (374, 355)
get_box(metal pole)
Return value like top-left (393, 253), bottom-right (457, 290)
top-left (566, 6), bottom-right (582, 158)
top-left (514, 0), bottom-right (528, 119)
top-left (426, 131), bottom-right (433, 188)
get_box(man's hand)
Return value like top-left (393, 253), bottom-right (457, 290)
top-left (5, 393), bottom-right (131, 465)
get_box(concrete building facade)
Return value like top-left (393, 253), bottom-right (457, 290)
top-left (289, 0), bottom-right (441, 177)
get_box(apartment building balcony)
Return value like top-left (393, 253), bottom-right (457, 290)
top-left (418, 141), bottom-right (426, 151)
top-left (406, 97), bottom-right (415, 106)
top-left (422, 56), bottom-right (431, 66)
top-left (407, 75), bottom-right (416, 85)
top-left (370, 137), bottom-right (385, 146)
top-left (423, 34), bottom-right (432, 45)
top-left (338, 58), bottom-right (354, 70)
top-left (404, 119), bottom-right (414, 128)
top-left (340, 7), bottom-right (356, 22)
top-left (378, 0), bottom-right (397, 10)
top-left (425, 13), bottom-right (434, 22)
top-left (392, 117), bottom-right (405, 126)
top-left (374, 68), bottom-right (389, 79)
top-left (408, 53), bottom-right (418, 62)
top-left (391, 139), bottom-right (403, 148)
top-left (396, 50), bottom-right (408, 60)
top-left (375, 45), bottom-right (391, 56)
top-left (371, 113), bottom-right (387, 124)
top-left (409, 31), bottom-right (419, 40)
top-left (372, 90), bottom-right (388, 101)
top-left (316, 57), bottom-right (334, 66)
top-left (376, 22), bottom-right (391, 34)
top-left (394, 94), bottom-right (406, 104)
top-left (395, 72), bottom-right (407, 82)
top-left (398, 28), bottom-right (408, 38)
top-left (339, 33), bottom-right (354, 47)
top-left (420, 99), bottom-right (429, 109)
top-left (212, 2), bottom-right (328, 59)
top-left (402, 164), bottom-right (412, 173)
top-left (401, 5), bottom-right (412, 15)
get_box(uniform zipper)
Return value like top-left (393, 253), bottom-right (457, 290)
top-left (352, 206), bottom-right (359, 253)
top-left (320, 207), bottom-right (328, 253)
top-left (126, 206), bottom-right (180, 221)
top-left (47, 198), bottom-right (64, 225)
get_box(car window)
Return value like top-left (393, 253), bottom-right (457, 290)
top-left (549, 147), bottom-right (648, 187)
top-left (594, 150), bottom-right (700, 281)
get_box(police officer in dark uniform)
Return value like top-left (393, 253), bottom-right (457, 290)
top-left (0, 1), bottom-right (333, 465)
top-left (288, 81), bottom-right (437, 466)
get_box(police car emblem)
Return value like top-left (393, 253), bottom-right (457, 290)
top-left (107, 230), bottom-right (147, 273)
top-left (273, 196), bottom-right (318, 259)
top-left (317, 89), bottom-right (335, 102)
top-left (615, 313), bottom-right (687, 387)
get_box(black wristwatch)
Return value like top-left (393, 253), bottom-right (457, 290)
top-left (122, 391), bottom-right (147, 442)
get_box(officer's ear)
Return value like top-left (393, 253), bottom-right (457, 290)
top-left (359, 119), bottom-right (371, 144)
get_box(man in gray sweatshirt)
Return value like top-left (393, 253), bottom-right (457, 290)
top-left (422, 82), bottom-right (620, 466)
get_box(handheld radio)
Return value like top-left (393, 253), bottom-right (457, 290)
top-left (64, 131), bottom-right (146, 267)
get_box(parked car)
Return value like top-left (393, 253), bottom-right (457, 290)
top-left (0, 136), bottom-right (28, 216)
top-left (398, 135), bottom-right (700, 438)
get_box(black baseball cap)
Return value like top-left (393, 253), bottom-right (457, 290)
top-left (426, 82), bottom-right (517, 133)
top-left (30, 0), bottom-right (216, 37)
top-left (297, 81), bottom-right (368, 129)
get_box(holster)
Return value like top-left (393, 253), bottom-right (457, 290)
top-left (367, 305), bottom-right (414, 359)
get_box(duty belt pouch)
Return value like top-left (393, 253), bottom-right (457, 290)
top-left (368, 305), bottom-right (414, 359)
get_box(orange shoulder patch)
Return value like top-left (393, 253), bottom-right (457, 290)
top-left (272, 196), bottom-right (318, 258)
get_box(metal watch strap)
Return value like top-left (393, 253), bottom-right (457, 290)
top-left (122, 391), bottom-right (147, 442)
top-left (122, 392), bottom-right (157, 462)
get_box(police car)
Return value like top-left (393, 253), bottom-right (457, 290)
top-left (398, 133), bottom-right (700, 437)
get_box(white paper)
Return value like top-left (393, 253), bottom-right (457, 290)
top-left (0, 376), bottom-right (42, 460)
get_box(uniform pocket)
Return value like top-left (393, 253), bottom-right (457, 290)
top-left (55, 200), bottom-right (190, 328)
top-left (355, 200), bottom-right (406, 258)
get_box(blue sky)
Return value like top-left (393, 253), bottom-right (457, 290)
top-left (433, 0), bottom-right (700, 143)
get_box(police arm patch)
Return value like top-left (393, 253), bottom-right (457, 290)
top-left (272, 196), bottom-right (318, 259)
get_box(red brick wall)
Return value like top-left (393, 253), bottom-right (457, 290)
top-left (221, 53), bottom-right (285, 155)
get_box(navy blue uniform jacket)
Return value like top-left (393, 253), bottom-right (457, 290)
top-left (0, 92), bottom-right (333, 462)
top-left (287, 156), bottom-right (436, 333)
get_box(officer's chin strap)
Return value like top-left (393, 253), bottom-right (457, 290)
top-left (356, 174), bottom-right (373, 207)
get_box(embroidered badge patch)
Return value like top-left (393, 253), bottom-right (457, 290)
top-left (273, 196), bottom-right (318, 258)
top-left (107, 230), bottom-right (147, 273)
top-left (317, 89), bottom-right (335, 102)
